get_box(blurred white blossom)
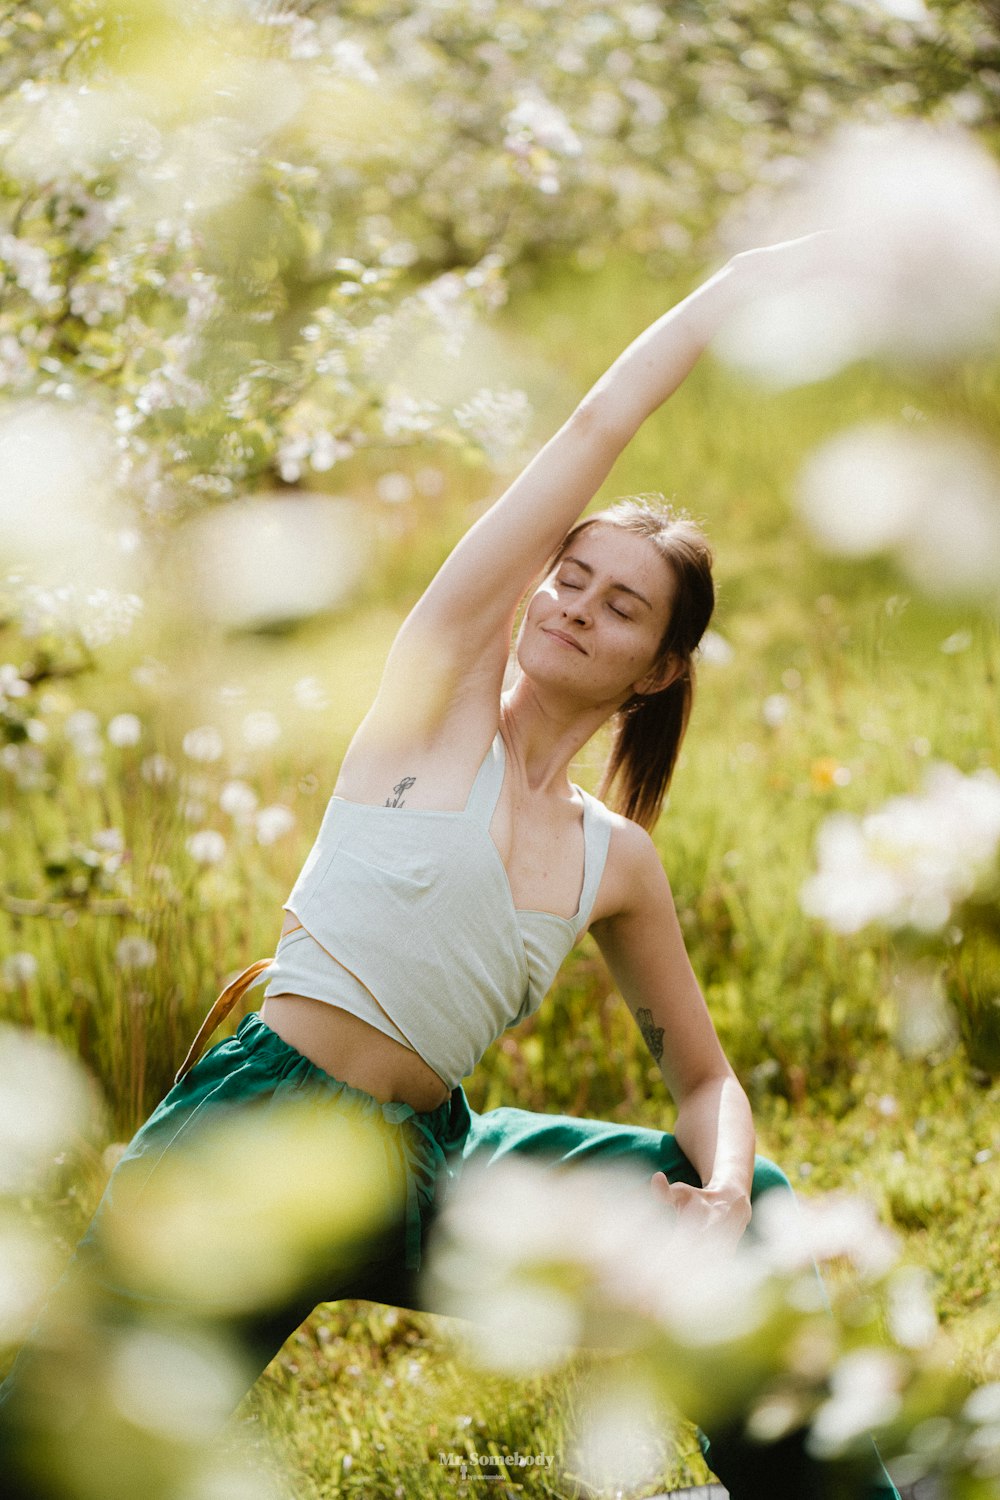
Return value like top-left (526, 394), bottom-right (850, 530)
top-left (141, 753), bottom-right (176, 786)
top-left (0, 402), bottom-right (135, 591)
top-left (177, 494), bottom-right (369, 631)
top-left (762, 692), bottom-right (791, 728)
top-left (718, 120), bottom-right (1000, 381)
top-left (0, 1218), bottom-right (61, 1342)
top-left (505, 93), bottom-right (582, 158)
top-left (809, 1350), bottom-right (904, 1457)
top-left (109, 1326), bottom-right (248, 1444)
top-left (220, 780), bottom-right (258, 821)
top-left (795, 421), bottom-right (1000, 597)
top-left (568, 1375), bottom-right (672, 1493)
top-left (893, 964), bottom-right (960, 1059)
top-left (255, 805), bottom-right (296, 845)
top-left (293, 675), bottom-right (329, 711)
top-left (2, 952), bottom-right (38, 986)
top-left (107, 713), bottom-right (142, 747)
top-left (183, 726), bottom-right (225, 764)
top-left (375, 471), bottom-right (413, 505)
top-left (242, 711), bottom-right (281, 749)
top-left (115, 936), bottom-right (158, 972)
top-left (186, 830), bottom-right (227, 865)
top-left (65, 709), bottom-right (103, 756)
top-left (0, 1025), bottom-right (94, 1192)
top-left (801, 763), bottom-right (1000, 934)
top-left (886, 1265), bottom-right (938, 1349)
top-left (697, 629), bottom-right (734, 666)
top-left (453, 387), bottom-right (532, 464)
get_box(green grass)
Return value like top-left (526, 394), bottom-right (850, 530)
top-left (3, 251), bottom-right (1000, 1496)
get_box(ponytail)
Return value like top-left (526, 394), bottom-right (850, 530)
top-left (597, 668), bottom-right (693, 832)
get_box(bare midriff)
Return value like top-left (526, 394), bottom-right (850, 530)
top-left (259, 916), bottom-right (452, 1114)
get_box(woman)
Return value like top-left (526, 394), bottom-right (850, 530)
top-left (3, 236), bottom-right (901, 1499)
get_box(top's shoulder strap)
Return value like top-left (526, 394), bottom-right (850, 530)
top-left (572, 788), bottom-right (614, 935)
top-left (463, 729), bottom-right (505, 825)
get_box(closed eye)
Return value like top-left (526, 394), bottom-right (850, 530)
top-left (559, 578), bottom-right (631, 619)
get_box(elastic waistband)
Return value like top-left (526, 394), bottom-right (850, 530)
top-left (235, 1011), bottom-right (469, 1144)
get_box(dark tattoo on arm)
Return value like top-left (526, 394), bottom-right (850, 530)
top-left (636, 1006), bottom-right (664, 1063)
top-left (386, 776), bottom-right (416, 807)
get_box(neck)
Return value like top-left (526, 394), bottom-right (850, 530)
top-left (500, 675), bottom-right (621, 797)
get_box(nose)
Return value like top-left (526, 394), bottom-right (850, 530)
top-left (562, 592), bottom-right (591, 625)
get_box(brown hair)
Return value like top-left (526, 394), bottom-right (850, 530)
top-left (546, 494), bottom-right (715, 831)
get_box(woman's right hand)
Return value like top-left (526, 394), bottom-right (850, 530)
top-left (727, 228), bottom-right (843, 293)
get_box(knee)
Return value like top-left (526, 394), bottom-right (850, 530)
top-left (750, 1153), bottom-right (794, 1203)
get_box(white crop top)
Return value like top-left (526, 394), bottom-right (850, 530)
top-left (261, 728), bottom-right (614, 1088)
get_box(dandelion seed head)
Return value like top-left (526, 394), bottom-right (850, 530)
top-left (107, 712), bottom-right (142, 747)
top-left (255, 805), bottom-right (296, 845)
top-left (115, 936), bottom-right (157, 972)
top-left (186, 829), bottom-right (227, 865)
top-left (183, 726), bottom-right (225, 763)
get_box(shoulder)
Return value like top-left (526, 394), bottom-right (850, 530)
top-left (584, 799), bottom-right (669, 931)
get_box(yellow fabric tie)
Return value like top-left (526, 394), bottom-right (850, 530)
top-left (174, 957), bottom-right (275, 1086)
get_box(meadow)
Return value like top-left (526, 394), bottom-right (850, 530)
top-left (2, 254), bottom-right (998, 1497)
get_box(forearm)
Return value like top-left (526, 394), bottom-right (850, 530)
top-left (578, 256), bottom-right (748, 443)
top-left (672, 1071), bottom-right (756, 1201)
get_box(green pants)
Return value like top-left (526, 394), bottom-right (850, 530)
top-left (2, 1011), bottom-right (901, 1499)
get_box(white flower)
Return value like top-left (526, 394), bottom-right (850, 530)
top-left (220, 780), bottom-right (258, 820)
top-left (808, 1349), bottom-right (904, 1457)
top-left (380, 390), bottom-right (440, 439)
top-left (178, 494), bottom-right (367, 631)
top-left (796, 421), bottom-right (1000, 596)
top-left (801, 764), bottom-right (1000, 934)
top-left (107, 712), bottom-right (142, 746)
top-left (182, 725), bottom-right (224, 763)
top-left (0, 1024), bottom-right (94, 1192)
top-left (292, 676), bottom-right (328, 711)
top-left (0, 663), bottom-right (30, 700)
top-left (893, 965), bottom-right (960, 1059)
top-left (2, 952), bottom-right (38, 985)
top-left (886, 1265), bottom-right (938, 1349)
top-left (115, 936), bottom-right (157, 972)
top-left (504, 94), bottom-right (582, 157)
top-left (0, 232), bottom-right (61, 305)
top-left (717, 120), bottom-right (1000, 380)
top-left (697, 629), bottom-right (734, 666)
top-left (762, 693), bottom-right (791, 728)
top-left (141, 753), bottom-right (175, 786)
top-left (186, 830), bottom-right (227, 865)
top-left (453, 388), bottom-right (532, 464)
top-left (963, 1383), bottom-right (1000, 1425)
top-left (375, 471), bottom-right (413, 505)
top-left (255, 805), bottom-right (295, 845)
top-left (752, 1190), bottom-right (900, 1282)
top-left (241, 711), bottom-right (281, 750)
top-left (65, 709), bottom-right (101, 745)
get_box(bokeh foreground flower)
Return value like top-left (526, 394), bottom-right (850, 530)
top-left (424, 1154), bottom-right (992, 1492)
top-left (800, 763), bottom-right (1000, 935)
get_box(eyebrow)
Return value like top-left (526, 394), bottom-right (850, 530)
top-left (559, 555), bottom-right (654, 610)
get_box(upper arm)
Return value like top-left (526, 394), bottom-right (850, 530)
top-left (589, 823), bottom-right (735, 1105)
top-left (366, 402), bottom-right (624, 740)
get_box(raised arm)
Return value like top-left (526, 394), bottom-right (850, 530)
top-left (371, 233), bottom-right (830, 740)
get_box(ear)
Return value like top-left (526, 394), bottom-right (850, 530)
top-left (632, 652), bottom-right (685, 697)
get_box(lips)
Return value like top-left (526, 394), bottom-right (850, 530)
top-left (544, 628), bottom-right (587, 654)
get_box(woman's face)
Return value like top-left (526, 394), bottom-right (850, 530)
top-left (516, 523), bottom-right (678, 710)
